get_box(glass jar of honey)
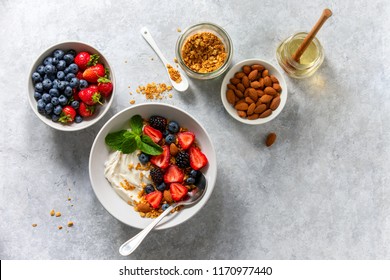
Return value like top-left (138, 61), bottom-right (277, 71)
top-left (276, 32), bottom-right (324, 79)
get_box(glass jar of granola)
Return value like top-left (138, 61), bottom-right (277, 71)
top-left (175, 22), bottom-right (233, 80)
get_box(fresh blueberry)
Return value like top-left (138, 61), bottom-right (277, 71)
top-left (64, 67), bottom-right (70, 74)
top-left (145, 184), bottom-right (154, 194)
top-left (168, 121), bottom-right (180, 133)
top-left (156, 182), bottom-right (166, 192)
top-left (68, 63), bottom-right (78, 74)
top-left (69, 77), bottom-right (79, 88)
top-left (43, 56), bottom-right (53, 65)
top-left (189, 169), bottom-right (199, 178)
top-left (56, 60), bottom-right (66, 71)
top-left (75, 115), bottom-right (83, 123)
top-left (65, 73), bottom-right (76, 82)
top-left (31, 72), bottom-right (42, 83)
top-left (41, 93), bottom-right (51, 104)
top-left (58, 95), bottom-right (68, 106)
top-left (64, 86), bottom-right (73, 97)
top-left (66, 49), bottom-right (76, 57)
top-left (34, 92), bottom-right (42, 100)
top-left (71, 100), bottom-right (79, 109)
top-left (57, 81), bottom-right (66, 91)
top-left (52, 79), bottom-right (60, 89)
top-left (35, 82), bottom-right (43, 92)
top-left (186, 177), bottom-right (196, 185)
top-left (49, 88), bottom-right (59, 97)
top-left (51, 97), bottom-right (59, 106)
top-left (162, 130), bottom-right (169, 137)
top-left (79, 79), bottom-right (88, 89)
top-left (51, 57), bottom-right (59, 65)
top-left (161, 203), bottom-right (170, 211)
top-left (44, 73), bottom-right (56, 81)
top-left (138, 153), bottom-right (150, 165)
top-left (63, 54), bottom-right (74, 65)
top-left (45, 103), bottom-right (53, 114)
top-left (52, 114), bottom-right (60, 122)
top-left (57, 71), bottom-right (65, 80)
top-left (42, 79), bottom-right (52, 90)
top-left (44, 64), bottom-right (56, 74)
top-left (37, 99), bottom-right (46, 110)
top-left (36, 65), bottom-right (45, 75)
top-left (53, 105), bottom-right (63, 115)
top-left (165, 134), bottom-right (176, 144)
top-left (53, 49), bottom-right (64, 59)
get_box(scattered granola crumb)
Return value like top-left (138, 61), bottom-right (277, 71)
top-left (125, 60), bottom-right (128, 63)
top-left (151, 57), bottom-right (154, 61)
top-left (32, 223), bottom-right (37, 227)
top-left (130, 100), bottom-right (135, 104)
top-left (50, 209), bottom-right (55, 216)
top-left (128, 86), bottom-right (130, 88)
top-left (67, 197), bottom-right (71, 201)
top-left (67, 221), bottom-right (74, 227)
top-left (177, 28), bottom-right (181, 33)
top-left (174, 57), bottom-right (178, 63)
top-left (167, 64), bottom-right (182, 83)
top-left (136, 82), bottom-right (173, 100)
top-left (169, 94), bottom-right (173, 98)
top-left (129, 92), bottom-right (133, 95)
top-left (58, 226), bottom-right (63, 230)
top-left (182, 32), bottom-right (227, 73)
top-left (55, 212), bottom-right (61, 217)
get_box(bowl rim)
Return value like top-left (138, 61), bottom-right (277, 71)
top-left (220, 58), bottom-right (288, 125)
top-left (27, 40), bottom-right (115, 132)
top-left (88, 102), bottom-right (217, 230)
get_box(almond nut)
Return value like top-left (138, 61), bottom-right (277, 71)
top-left (248, 90), bottom-right (258, 102)
top-left (242, 65), bottom-right (251, 75)
top-left (170, 143), bottom-right (179, 156)
top-left (254, 104), bottom-right (267, 114)
top-left (251, 64), bottom-right (265, 71)
top-left (230, 77), bottom-right (240, 85)
top-left (260, 94), bottom-right (273, 103)
top-left (164, 190), bottom-right (173, 203)
top-left (137, 203), bottom-right (152, 213)
top-left (258, 78), bottom-right (265, 89)
top-left (248, 70), bottom-right (258, 81)
top-left (235, 102), bottom-right (249, 110)
top-left (270, 75), bottom-right (279, 83)
top-left (263, 76), bottom-right (272, 87)
top-left (259, 109), bottom-right (272, 118)
top-left (227, 84), bottom-right (237, 90)
top-left (247, 113), bottom-right (259, 120)
top-left (247, 103), bottom-right (256, 115)
top-left (262, 69), bottom-right (269, 78)
top-left (226, 89), bottom-right (235, 105)
top-left (273, 83), bottom-right (282, 92)
top-left (242, 75), bottom-right (250, 88)
top-left (235, 72), bottom-right (245, 79)
top-left (237, 83), bottom-right (245, 92)
top-left (266, 132), bottom-right (277, 147)
top-left (245, 97), bottom-right (254, 104)
top-left (250, 81), bottom-right (261, 89)
top-left (270, 96), bottom-right (281, 110)
top-left (237, 110), bottom-right (247, 118)
top-left (234, 89), bottom-right (244, 98)
top-left (256, 89), bottom-right (265, 97)
top-left (264, 87), bottom-right (277, 96)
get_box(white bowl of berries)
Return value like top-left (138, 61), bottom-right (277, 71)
top-left (89, 103), bottom-right (217, 230)
top-left (28, 41), bottom-right (115, 131)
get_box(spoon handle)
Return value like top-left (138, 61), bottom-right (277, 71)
top-left (140, 27), bottom-right (170, 66)
top-left (119, 204), bottom-right (177, 256)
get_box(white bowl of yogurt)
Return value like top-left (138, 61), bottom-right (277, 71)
top-left (89, 103), bottom-right (217, 230)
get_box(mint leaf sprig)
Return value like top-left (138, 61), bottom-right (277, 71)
top-left (105, 115), bottom-right (162, 155)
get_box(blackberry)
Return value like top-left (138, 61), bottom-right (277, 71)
top-left (176, 151), bottom-right (190, 168)
top-left (150, 167), bottom-right (164, 184)
top-left (149, 116), bottom-right (167, 132)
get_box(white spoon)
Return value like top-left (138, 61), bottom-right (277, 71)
top-left (140, 27), bottom-right (189, 92)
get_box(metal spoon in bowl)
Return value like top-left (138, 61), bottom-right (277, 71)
top-left (119, 173), bottom-right (206, 256)
top-left (140, 27), bottom-right (189, 92)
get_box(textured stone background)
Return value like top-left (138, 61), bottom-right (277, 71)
top-left (1, 0), bottom-right (389, 259)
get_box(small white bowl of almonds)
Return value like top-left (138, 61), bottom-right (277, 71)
top-left (220, 59), bottom-right (288, 125)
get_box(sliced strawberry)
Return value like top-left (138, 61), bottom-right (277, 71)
top-left (189, 146), bottom-right (208, 170)
top-left (177, 131), bottom-right (195, 150)
top-left (163, 165), bottom-right (184, 183)
top-left (145, 191), bottom-right (162, 209)
top-left (170, 183), bottom-right (188, 202)
top-left (150, 145), bottom-right (170, 169)
top-left (143, 125), bottom-right (163, 143)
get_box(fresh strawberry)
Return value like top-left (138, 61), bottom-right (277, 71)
top-left (83, 63), bottom-right (105, 83)
top-left (74, 52), bottom-right (99, 71)
top-left (97, 77), bottom-right (113, 98)
top-left (169, 183), bottom-right (188, 202)
top-left (89, 84), bottom-right (98, 90)
top-left (78, 102), bottom-right (95, 118)
top-left (76, 71), bottom-right (84, 80)
top-left (78, 87), bottom-right (102, 105)
top-left (145, 191), bottom-right (162, 209)
top-left (72, 88), bottom-right (80, 101)
top-left (150, 145), bottom-right (170, 169)
top-left (163, 165), bottom-right (184, 183)
top-left (59, 106), bottom-right (76, 123)
top-left (177, 131), bottom-right (195, 150)
top-left (143, 125), bottom-right (163, 143)
top-left (189, 146), bottom-right (208, 170)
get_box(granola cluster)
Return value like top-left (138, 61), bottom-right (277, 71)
top-left (181, 32), bottom-right (227, 73)
top-left (136, 82), bottom-right (173, 100)
top-left (167, 64), bottom-right (182, 83)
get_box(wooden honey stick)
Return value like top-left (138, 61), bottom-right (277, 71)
top-left (292, 8), bottom-right (332, 62)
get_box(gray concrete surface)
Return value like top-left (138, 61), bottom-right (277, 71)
top-left (1, 0), bottom-right (389, 259)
